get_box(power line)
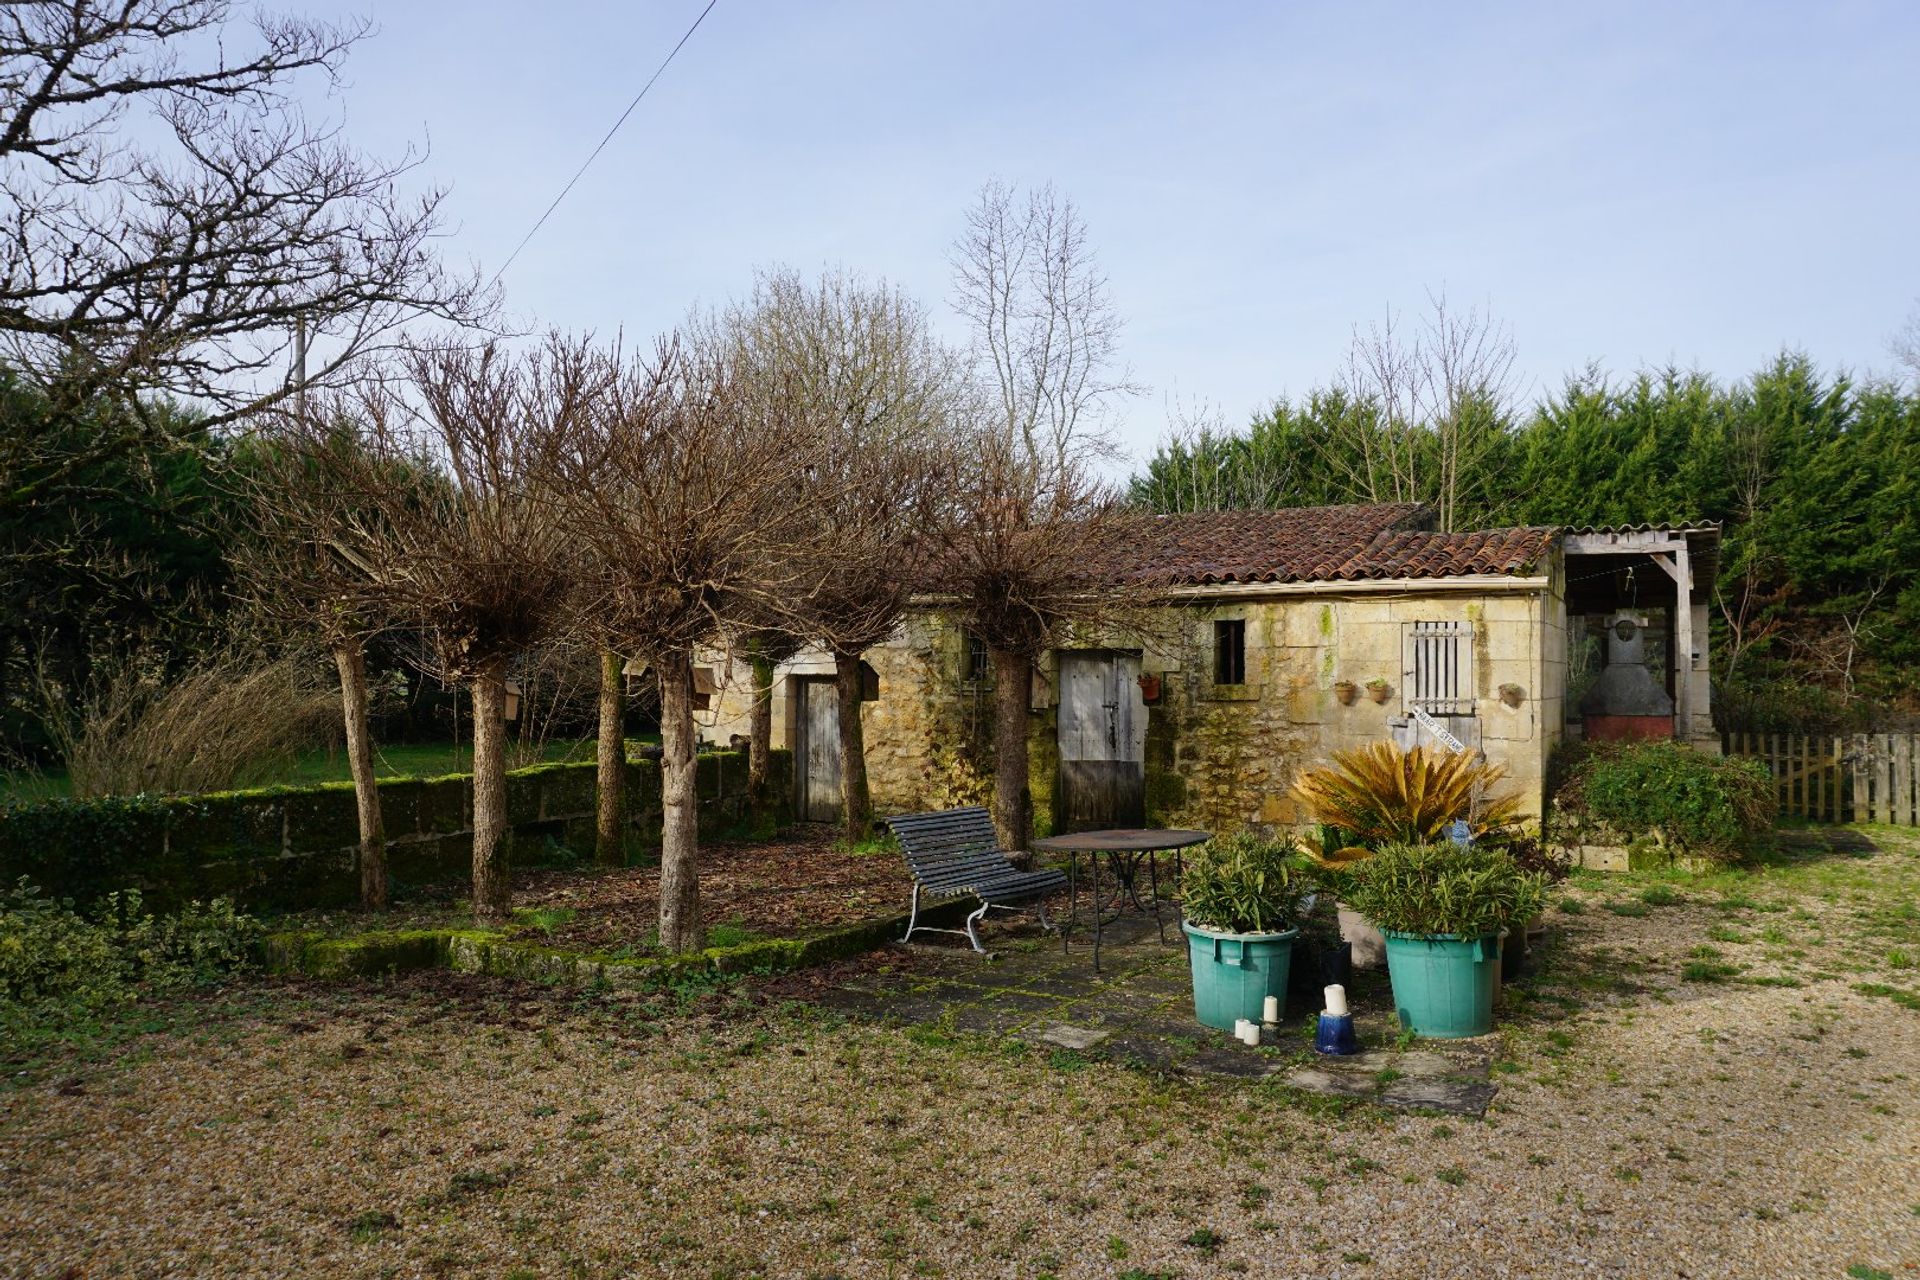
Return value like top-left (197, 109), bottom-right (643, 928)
top-left (484, 0), bottom-right (721, 292)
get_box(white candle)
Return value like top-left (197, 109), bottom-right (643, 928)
top-left (1234, 1018), bottom-right (1253, 1041)
top-left (1262, 995), bottom-right (1280, 1025)
top-left (1239, 1022), bottom-right (1261, 1047)
top-left (1324, 984), bottom-right (1350, 1018)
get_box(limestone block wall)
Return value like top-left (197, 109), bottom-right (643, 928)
top-left (707, 581), bottom-right (1560, 838)
top-left (1686, 600), bottom-right (1717, 751)
top-left (700, 618), bottom-right (1000, 819)
top-left (1130, 584), bottom-right (1557, 835)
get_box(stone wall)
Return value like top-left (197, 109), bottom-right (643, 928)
top-left (1134, 584), bottom-right (1560, 833)
top-left (704, 580), bottom-right (1563, 838)
top-left (0, 750), bottom-right (791, 913)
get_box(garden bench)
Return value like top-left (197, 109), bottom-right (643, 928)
top-left (885, 806), bottom-right (1067, 952)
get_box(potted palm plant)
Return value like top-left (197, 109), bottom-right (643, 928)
top-left (1334, 842), bottom-right (1546, 1038)
top-left (1291, 742), bottom-right (1522, 968)
top-left (1180, 832), bottom-right (1311, 1032)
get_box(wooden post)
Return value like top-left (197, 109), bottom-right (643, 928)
top-left (1672, 541), bottom-right (1692, 743)
top-left (1831, 736), bottom-right (1842, 823)
top-left (1805, 735), bottom-right (1818, 821)
top-left (1895, 734), bottom-right (1915, 828)
top-left (1852, 733), bottom-right (1870, 824)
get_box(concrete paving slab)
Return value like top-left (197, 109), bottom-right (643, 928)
top-left (807, 909), bottom-right (1501, 1115)
top-left (1035, 1024), bottom-right (1112, 1051)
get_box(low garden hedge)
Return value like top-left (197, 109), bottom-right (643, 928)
top-left (1548, 740), bottom-right (1774, 865)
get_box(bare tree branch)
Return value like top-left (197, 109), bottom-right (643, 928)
top-left (0, 2), bottom-right (496, 517)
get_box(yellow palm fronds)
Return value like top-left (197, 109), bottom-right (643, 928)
top-left (1290, 741), bottom-right (1520, 846)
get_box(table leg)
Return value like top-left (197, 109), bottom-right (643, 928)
top-left (1064, 851), bottom-right (1080, 952)
top-left (1117, 851), bottom-right (1150, 911)
top-left (1091, 844), bottom-right (1103, 972)
top-left (1147, 849), bottom-right (1168, 944)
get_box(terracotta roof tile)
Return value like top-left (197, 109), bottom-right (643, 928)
top-left (1116, 504), bottom-right (1558, 587)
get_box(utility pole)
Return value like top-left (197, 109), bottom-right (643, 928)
top-left (293, 318), bottom-right (309, 426)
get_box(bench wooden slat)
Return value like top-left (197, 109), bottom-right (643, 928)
top-left (885, 807), bottom-right (1063, 910)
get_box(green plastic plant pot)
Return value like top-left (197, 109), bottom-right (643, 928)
top-left (1383, 930), bottom-right (1500, 1038)
top-left (1182, 921), bottom-right (1298, 1032)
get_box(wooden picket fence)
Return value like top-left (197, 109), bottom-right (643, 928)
top-left (1720, 732), bottom-right (1920, 826)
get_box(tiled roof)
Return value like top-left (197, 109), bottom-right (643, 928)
top-left (1120, 504), bottom-right (1559, 587)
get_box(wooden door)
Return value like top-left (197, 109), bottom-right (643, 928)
top-left (797, 677), bottom-right (841, 822)
top-left (1056, 651), bottom-right (1146, 831)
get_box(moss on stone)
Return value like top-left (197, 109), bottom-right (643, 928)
top-left (265, 899), bottom-right (940, 990)
top-left (266, 928), bottom-right (470, 978)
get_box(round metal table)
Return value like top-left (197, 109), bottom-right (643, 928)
top-left (1031, 828), bottom-right (1211, 970)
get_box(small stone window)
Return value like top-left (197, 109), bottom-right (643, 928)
top-left (963, 632), bottom-right (991, 682)
top-left (1213, 619), bottom-right (1247, 685)
top-left (1405, 619), bottom-right (1473, 715)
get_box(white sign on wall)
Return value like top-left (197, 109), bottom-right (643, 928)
top-left (1410, 705), bottom-right (1467, 754)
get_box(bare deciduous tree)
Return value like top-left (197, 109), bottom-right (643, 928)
top-left (595, 647), bottom-right (626, 866)
top-left (719, 267), bottom-right (954, 841)
top-left (1325, 292), bottom-right (1519, 531)
top-left (923, 425), bottom-right (1136, 851)
top-left (946, 182), bottom-right (1138, 850)
top-left (293, 338), bottom-right (598, 923)
top-left (0, 1), bottom-right (490, 516)
top-left (1893, 302), bottom-right (1920, 386)
top-left (951, 181), bottom-right (1134, 472)
top-left (558, 339), bottom-right (820, 952)
top-left (237, 424), bottom-right (395, 908)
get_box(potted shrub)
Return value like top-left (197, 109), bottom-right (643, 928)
top-left (1364, 678), bottom-right (1391, 704)
top-left (1333, 680), bottom-right (1358, 706)
top-left (1291, 742), bottom-right (1522, 969)
top-left (1180, 832), bottom-right (1311, 1031)
top-left (1336, 842), bottom-right (1546, 1038)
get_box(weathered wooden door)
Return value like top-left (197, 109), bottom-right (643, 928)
top-left (797, 677), bottom-right (841, 822)
top-left (1056, 651), bottom-right (1147, 831)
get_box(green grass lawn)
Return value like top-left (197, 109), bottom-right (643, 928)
top-left (2, 735), bottom-right (662, 803)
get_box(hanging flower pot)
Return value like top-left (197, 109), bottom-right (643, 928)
top-left (1365, 678), bottom-right (1391, 704)
top-left (1333, 680), bottom-right (1358, 706)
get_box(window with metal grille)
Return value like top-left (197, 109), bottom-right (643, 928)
top-left (1214, 619), bottom-right (1247, 685)
top-left (964, 632), bottom-right (990, 682)
top-left (1404, 620), bottom-right (1473, 715)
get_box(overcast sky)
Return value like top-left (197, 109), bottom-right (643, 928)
top-left (302, 0), bottom-right (1920, 465)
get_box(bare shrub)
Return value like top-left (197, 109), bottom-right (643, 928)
top-left (505, 636), bottom-right (601, 771)
top-left (40, 650), bottom-right (336, 798)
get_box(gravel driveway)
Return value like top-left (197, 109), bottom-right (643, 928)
top-left (3, 826), bottom-right (1916, 1279)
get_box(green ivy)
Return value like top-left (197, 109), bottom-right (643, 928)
top-left (0, 879), bottom-right (262, 1027)
top-left (0, 794), bottom-right (175, 907)
top-left (1551, 742), bottom-right (1775, 862)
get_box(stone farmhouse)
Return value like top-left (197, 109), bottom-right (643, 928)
top-left (700, 503), bottom-right (1720, 838)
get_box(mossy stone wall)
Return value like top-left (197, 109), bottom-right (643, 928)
top-left (0, 749), bottom-right (792, 913)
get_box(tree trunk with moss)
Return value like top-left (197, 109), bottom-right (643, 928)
top-left (595, 648), bottom-right (625, 866)
top-left (833, 648), bottom-right (872, 843)
top-left (333, 638), bottom-right (387, 911)
top-left (656, 648), bottom-right (704, 952)
top-left (748, 652), bottom-right (774, 807)
top-left (990, 646), bottom-right (1033, 852)
top-left (470, 658), bottom-right (512, 923)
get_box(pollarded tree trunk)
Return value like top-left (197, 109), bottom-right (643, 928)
top-left (595, 648), bottom-right (625, 866)
top-left (470, 657), bottom-right (512, 924)
top-left (747, 652), bottom-right (774, 806)
top-left (333, 638), bottom-right (387, 911)
top-left (656, 647), bottom-right (704, 952)
top-left (833, 648), bottom-right (872, 843)
top-left (990, 646), bottom-right (1033, 853)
